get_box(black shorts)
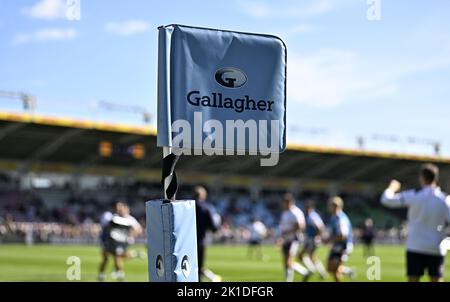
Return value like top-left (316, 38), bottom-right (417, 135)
top-left (362, 236), bottom-right (374, 245)
top-left (303, 238), bottom-right (317, 254)
top-left (103, 239), bottom-right (128, 256)
top-left (328, 242), bottom-right (350, 262)
top-left (249, 239), bottom-right (262, 246)
top-left (282, 240), bottom-right (299, 257)
top-left (406, 251), bottom-right (444, 278)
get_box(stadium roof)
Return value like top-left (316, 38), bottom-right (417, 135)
top-left (1, 110), bottom-right (449, 191)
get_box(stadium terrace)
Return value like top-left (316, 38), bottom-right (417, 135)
top-left (187, 90), bottom-right (275, 113)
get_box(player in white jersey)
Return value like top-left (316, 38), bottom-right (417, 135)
top-left (381, 163), bottom-right (450, 282)
top-left (98, 202), bottom-right (142, 281)
top-left (299, 200), bottom-right (327, 280)
top-left (247, 218), bottom-right (268, 260)
top-left (277, 193), bottom-right (309, 282)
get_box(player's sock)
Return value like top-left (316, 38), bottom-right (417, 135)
top-left (117, 270), bottom-right (125, 281)
top-left (314, 260), bottom-right (328, 279)
top-left (285, 268), bottom-right (294, 282)
top-left (341, 266), bottom-right (352, 274)
top-left (128, 250), bottom-right (138, 258)
top-left (203, 269), bottom-right (222, 282)
top-left (341, 266), bottom-right (355, 279)
top-left (302, 256), bottom-right (316, 273)
top-left (212, 275), bottom-right (223, 282)
top-left (136, 251), bottom-right (146, 259)
top-left (128, 250), bottom-right (146, 260)
top-left (112, 270), bottom-right (125, 281)
top-left (292, 262), bottom-right (309, 276)
top-left (98, 272), bottom-right (106, 282)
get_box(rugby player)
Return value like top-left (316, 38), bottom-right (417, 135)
top-left (194, 186), bottom-right (222, 282)
top-left (98, 202), bottom-right (142, 281)
top-left (327, 196), bottom-right (355, 282)
top-left (277, 193), bottom-right (309, 282)
top-left (299, 200), bottom-right (327, 280)
top-left (381, 163), bottom-right (450, 282)
top-left (247, 218), bottom-right (268, 260)
top-left (361, 218), bottom-right (376, 257)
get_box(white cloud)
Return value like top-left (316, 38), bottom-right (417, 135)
top-left (288, 49), bottom-right (375, 107)
top-left (272, 24), bottom-right (316, 39)
top-left (288, 24), bottom-right (315, 34)
top-left (22, 0), bottom-right (66, 20)
top-left (104, 20), bottom-right (150, 36)
top-left (287, 48), bottom-right (450, 108)
top-left (12, 28), bottom-right (78, 45)
top-left (239, 1), bottom-right (272, 18)
top-left (238, 0), bottom-right (343, 19)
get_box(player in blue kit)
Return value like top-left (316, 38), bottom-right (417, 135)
top-left (327, 196), bottom-right (355, 282)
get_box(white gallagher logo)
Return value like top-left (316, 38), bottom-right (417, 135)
top-left (215, 67), bottom-right (247, 88)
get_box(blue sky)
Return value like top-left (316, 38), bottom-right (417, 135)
top-left (1, 0), bottom-right (449, 156)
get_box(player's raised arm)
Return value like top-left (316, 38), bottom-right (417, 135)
top-left (130, 217), bottom-right (143, 237)
top-left (381, 179), bottom-right (415, 208)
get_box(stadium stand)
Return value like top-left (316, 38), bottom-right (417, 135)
top-left (1, 110), bottom-right (450, 244)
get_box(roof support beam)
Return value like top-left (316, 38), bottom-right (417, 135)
top-left (270, 153), bottom-right (317, 176)
top-left (391, 164), bottom-right (418, 180)
top-left (0, 122), bottom-right (25, 142)
top-left (342, 159), bottom-right (389, 181)
top-left (27, 128), bottom-right (85, 163)
top-left (303, 156), bottom-right (353, 178)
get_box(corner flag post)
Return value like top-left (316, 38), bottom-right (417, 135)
top-left (146, 147), bottom-right (198, 282)
top-left (147, 24), bottom-right (286, 282)
top-left (162, 146), bottom-right (172, 200)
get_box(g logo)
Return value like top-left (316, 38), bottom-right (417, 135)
top-left (215, 67), bottom-right (247, 88)
top-left (181, 255), bottom-right (191, 278)
top-left (156, 255), bottom-right (164, 277)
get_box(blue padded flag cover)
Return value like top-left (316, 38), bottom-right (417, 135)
top-left (146, 200), bottom-right (198, 282)
top-left (157, 24), bottom-right (286, 153)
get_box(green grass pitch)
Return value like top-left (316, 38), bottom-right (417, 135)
top-left (0, 244), bottom-right (449, 282)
